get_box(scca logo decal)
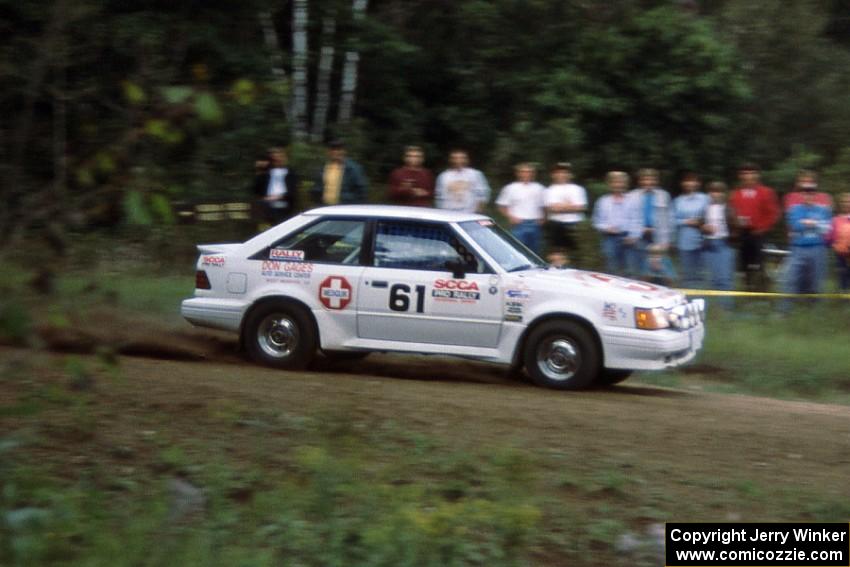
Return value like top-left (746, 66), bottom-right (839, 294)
top-left (433, 279), bottom-right (479, 291)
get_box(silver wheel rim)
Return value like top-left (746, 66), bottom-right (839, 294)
top-left (537, 337), bottom-right (581, 382)
top-left (257, 314), bottom-right (299, 359)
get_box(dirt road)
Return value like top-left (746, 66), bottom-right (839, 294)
top-left (50, 347), bottom-right (849, 495)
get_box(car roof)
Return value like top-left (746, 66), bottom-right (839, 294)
top-left (303, 205), bottom-right (489, 223)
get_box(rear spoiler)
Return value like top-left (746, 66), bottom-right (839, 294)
top-left (197, 243), bottom-right (240, 255)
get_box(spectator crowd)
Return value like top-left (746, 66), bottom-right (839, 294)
top-left (251, 141), bottom-right (850, 296)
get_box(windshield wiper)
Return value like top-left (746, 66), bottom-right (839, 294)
top-left (508, 263), bottom-right (534, 272)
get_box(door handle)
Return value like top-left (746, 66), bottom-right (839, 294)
top-left (371, 281), bottom-right (388, 288)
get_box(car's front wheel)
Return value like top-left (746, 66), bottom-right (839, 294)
top-left (244, 301), bottom-right (317, 369)
top-left (523, 320), bottom-right (600, 390)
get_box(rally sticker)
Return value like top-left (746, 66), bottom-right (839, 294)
top-left (261, 261), bottom-right (313, 284)
top-left (202, 255), bottom-right (225, 267)
top-left (574, 272), bottom-right (659, 292)
top-left (319, 276), bottom-right (352, 310)
top-left (270, 248), bottom-right (305, 261)
top-left (431, 279), bottom-right (480, 302)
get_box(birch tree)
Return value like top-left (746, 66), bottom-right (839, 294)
top-left (291, 0), bottom-right (309, 140)
top-left (337, 0), bottom-right (368, 125)
top-left (257, 10), bottom-right (291, 123)
top-left (311, 11), bottom-right (336, 142)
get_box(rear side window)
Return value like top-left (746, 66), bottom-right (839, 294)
top-left (264, 219), bottom-right (366, 265)
top-left (373, 221), bottom-right (489, 273)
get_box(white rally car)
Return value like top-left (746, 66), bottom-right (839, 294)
top-left (181, 205), bottom-right (705, 390)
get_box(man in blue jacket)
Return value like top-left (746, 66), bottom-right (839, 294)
top-left (311, 140), bottom-right (368, 206)
top-left (785, 185), bottom-right (832, 297)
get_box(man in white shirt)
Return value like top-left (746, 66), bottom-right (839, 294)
top-left (496, 163), bottom-right (546, 254)
top-left (544, 162), bottom-right (588, 267)
top-left (592, 171), bottom-right (632, 275)
top-left (435, 149), bottom-right (491, 213)
top-left (702, 181), bottom-right (735, 303)
top-left (252, 147), bottom-right (298, 226)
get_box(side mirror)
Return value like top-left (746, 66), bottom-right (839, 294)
top-left (444, 260), bottom-right (466, 279)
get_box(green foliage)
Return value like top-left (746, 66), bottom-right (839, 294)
top-left (4, 0), bottom-right (850, 234)
top-left (122, 190), bottom-right (153, 226)
top-left (0, 302), bottom-right (31, 346)
top-left (194, 92), bottom-right (224, 124)
top-left (121, 80), bottom-right (146, 105)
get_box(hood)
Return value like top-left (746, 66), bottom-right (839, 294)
top-left (511, 268), bottom-right (685, 308)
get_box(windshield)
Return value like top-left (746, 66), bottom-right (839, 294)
top-left (460, 220), bottom-right (548, 272)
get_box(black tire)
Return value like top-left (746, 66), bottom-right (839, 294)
top-left (596, 369), bottom-right (633, 387)
top-left (523, 320), bottom-right (600, 390)
top-left (322, 350), bottom-right (370, 362)
top-left (243, 300), bottom-right (317, 369)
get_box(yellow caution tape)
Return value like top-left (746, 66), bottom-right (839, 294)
top-left (676, 288), bottom-right (850, 299)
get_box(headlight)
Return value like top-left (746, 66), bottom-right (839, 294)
top-left (634, 307), bottom-right (670, 330)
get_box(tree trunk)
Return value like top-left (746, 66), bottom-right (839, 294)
top-left (291, 0), bottom-right (309, 141)
top-left (337, 0), bottom-right (368, 125)
top-left (311, 12), bottom-right (336, 142)
top-left (257, 10), bottom-right (291, 123)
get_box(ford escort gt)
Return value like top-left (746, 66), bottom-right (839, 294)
top-left (181, 205), bottom-right (705, 389)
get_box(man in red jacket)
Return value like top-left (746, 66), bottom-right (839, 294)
top-left (729, 163), bottom-right (781, 290)
top-left (387, 146), bottom-right (435, 207)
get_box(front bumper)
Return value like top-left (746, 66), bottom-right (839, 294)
top-left (601, 323), bottom-right (705, 371)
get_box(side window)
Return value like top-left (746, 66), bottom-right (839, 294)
top-left (265, 219), bottom-right (365, 265)
top-left (373, 221), bottom-right (488, 272)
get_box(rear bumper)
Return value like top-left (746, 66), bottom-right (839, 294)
top-left (181, 297), bottom-right (245, 332)
top-left (601, 324), bottom-right (705, 371)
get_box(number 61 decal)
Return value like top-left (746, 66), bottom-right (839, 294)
top-left (389, 284), bottom-right (425, 313)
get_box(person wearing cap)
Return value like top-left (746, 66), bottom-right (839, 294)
top-left (435, 149), bottom-right (491, 213)
top-left (701, 181), bottom-right (737, 303)
top-left (671, 172), bottom-right (710, 288)
top-left (828, 192), bottom-right (850, 291)
top-left (782, 170), bottom-right (833, 212)
top-left (496, 163), bottom-right (546, 253)
top-left (544, 162), bottom-right (588, 267)
top-left (387, 145), bottom-right (435, 207)
top-left (310, 140), bottom-right (368, 206)
top-left (728, 163), bottom-right (780, 291)
top-left (592, 171), bottom-right (632, 275)
top-left (625, 168), bottom-right (674, 280)
top-left (784, 184), bottom-right (832, 299)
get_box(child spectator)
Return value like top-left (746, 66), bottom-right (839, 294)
top-left (592, 171), bottom-right (632, 275)
top-left (496, 163), bottom-right (546, 253)
top-left (387, 145), bottom-right (435, 207)
top-left (435, 149), bottom-right (491, 213)
top-left (544, 162), bottom-right (588, 267)
top-left (644, 246), bottom-right (677, 287)
top-left (729, 163), bottom-right (780, 291)
top-left (671, 172), bottom-right (710, 288)
top-left (829, 192), bottom-right (850, 290)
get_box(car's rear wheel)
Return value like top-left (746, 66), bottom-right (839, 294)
top-left (523, 320), bottom-right (600, 390)
top-left (596, 369), bottom-right (633, 387)
top-left (244, 301), bottom-right (316, 369)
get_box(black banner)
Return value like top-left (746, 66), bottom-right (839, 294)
top-left (666, 523), bottom-right (849, 566)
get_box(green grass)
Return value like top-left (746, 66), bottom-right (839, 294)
top-left (636, 301), bottom-right (850, 402)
